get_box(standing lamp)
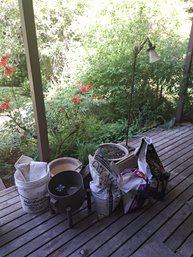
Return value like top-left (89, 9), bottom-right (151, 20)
top-left (125, 37), bottom-right (160, 150)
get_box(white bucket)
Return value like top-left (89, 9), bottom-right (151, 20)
top-left (14, 169), bottom-right (50, 213)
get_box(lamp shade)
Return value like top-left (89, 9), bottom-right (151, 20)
top-left (148, 48), bottom-right (160, 63)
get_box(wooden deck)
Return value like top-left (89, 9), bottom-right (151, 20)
top-left (1, 123), bottom-right (193, 257)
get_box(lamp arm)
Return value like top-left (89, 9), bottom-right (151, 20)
top-left (135, 37), bottom-right (151, 55)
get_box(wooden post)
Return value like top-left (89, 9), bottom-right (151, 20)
top-left (18, 0), bottom-right (50, 162)
top-left (176, 21), bottom-right (193, 123)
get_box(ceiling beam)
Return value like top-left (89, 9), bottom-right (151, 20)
top-left (18, 0), bottom-right (50, 162)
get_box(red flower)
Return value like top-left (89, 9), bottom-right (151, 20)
top-left (0, 54), bottom-right (9, 67)
top-left (85, 84), bottom-right (92, 91)
top-left (4, 103), bottom-right (10, 110)
top-left (48, 103), bottom-right (53, 107)
top-left (4, 66), bottom-right (14, 76)
top-left (0, 102), bottom-right (10, 112)
top-left (80, 85), bottom-right (87, 93)
top-left (72, 95), bottom-right (81, 104)
top-left (80, 84), bottom-right (92, 93)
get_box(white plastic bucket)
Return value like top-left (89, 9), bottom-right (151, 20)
top-left (14, 170), bottom-right (50, 213)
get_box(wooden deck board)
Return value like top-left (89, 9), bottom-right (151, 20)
top-left (4, 207), bottom-right (95, 257)
top-left (80, 173), bottom-right (193, 257)
top-left (165, 210), bottom-right (193, 252)
top-left (0, 123), bottom-right (193, 257)
top-left (55, 159), bottom-right (193, 257)
top-left (176, 231), bottom-right (193, 257)
top-left (130, 241), bottom-right (178, 257)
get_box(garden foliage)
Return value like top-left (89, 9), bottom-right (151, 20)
top-left (0, 0), bottom-right (192, 185)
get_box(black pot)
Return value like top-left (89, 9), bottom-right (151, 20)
top-left (47, 171), bottom-right (85, 213)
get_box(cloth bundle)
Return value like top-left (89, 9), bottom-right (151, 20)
top-left (135, 137), bottom-right (170, 200)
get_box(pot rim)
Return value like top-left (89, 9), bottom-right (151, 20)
top-left (97, 143), bottom-right (129, 161)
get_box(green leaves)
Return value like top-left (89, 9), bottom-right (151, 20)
top-left (1, 0), bottom-right (193, 186)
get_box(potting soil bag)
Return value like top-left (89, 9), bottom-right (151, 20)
top-left (90, 182), bottom-right (121, 219)
top-left (89, 153), bottom-right (118, 189)
top-left (89, 154), bottom-right (121, 218)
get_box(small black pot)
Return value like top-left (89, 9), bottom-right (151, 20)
top-left (47, 171), bottom-right (85, 213)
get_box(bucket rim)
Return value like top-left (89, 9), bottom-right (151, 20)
top-left (14, 169), bottom-right (50, 188)
top-left (47, 170), bottom-right (83, 198)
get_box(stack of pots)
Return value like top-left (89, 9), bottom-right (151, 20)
top-left (47, 157), bottom-right (86, 227)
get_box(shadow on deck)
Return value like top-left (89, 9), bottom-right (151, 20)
top-left (1, 123), bottom-right (193, 257)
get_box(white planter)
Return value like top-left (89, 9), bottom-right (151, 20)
top-left (97, 143), bottom-right (129, 162)
top-left (48, 157), bottom-right (82, 177)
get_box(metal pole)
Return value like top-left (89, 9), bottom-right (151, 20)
top-left (125, 50), bottom-right (138, 148)
top-left (18, 0), bottom-right (50, 162)
top-left (125, 38), bottom-right (149, 149)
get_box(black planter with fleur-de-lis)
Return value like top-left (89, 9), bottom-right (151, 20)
top-left (47, 170), bottom-right (86, 228)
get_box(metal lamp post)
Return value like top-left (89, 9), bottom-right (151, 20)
top-left (125, 37), bottom-right (160, 150)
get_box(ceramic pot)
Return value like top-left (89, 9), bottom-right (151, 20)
top-left (97, 143), bottom-right (129, 162)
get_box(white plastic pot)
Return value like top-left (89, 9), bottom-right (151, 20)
top-left (97, 143), bottom-right (129, 162)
